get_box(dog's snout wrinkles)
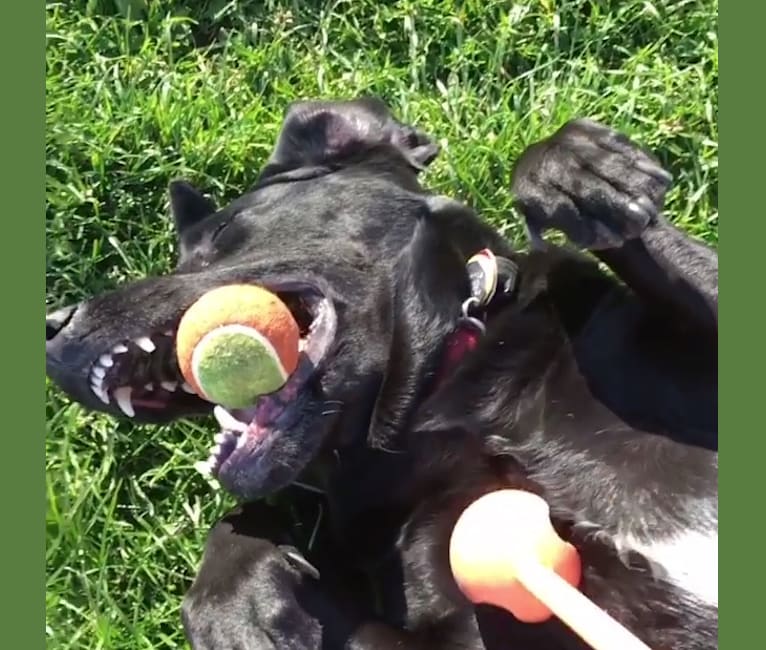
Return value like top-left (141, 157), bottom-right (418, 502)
top-left (46, 304), bottom-right (77, 343)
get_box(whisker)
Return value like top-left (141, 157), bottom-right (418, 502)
top-left (292, 480), bottom-right (325, 495)
top-left (308, 502), bottom-right (324, 551)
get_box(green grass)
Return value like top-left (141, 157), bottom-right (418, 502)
top-left (46, 1), bottom-right (718, 647)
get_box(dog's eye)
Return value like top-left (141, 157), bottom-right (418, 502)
top-left (211, 219), bottom-right (232, 242)
top-left (212, 222), bottom-right (228, 238)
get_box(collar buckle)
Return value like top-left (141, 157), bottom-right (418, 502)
top-left (464, 248), bottom-right (518, 317)
top-left (460, 298), bottom-right (487, 334)
top-left (433, 248), bottom-right (519, 390)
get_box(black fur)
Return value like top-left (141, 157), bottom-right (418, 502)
top-left (46, 98), bottom-right (718, 649)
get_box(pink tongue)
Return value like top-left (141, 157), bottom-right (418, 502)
top-left (255, 398), bottom-right (287, 426)
top-left (254, 373), bottom-right (303, 426)
top-left (229, 356), bottom-right (307, 427)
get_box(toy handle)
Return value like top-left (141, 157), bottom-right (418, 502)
top-left (514, 561), bottom-right (652, 650)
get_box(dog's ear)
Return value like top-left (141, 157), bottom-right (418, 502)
top-left (168, 180), bottom-right (217, 233)
top-left (366, 208), bottom-right (471, 451)
top-left (367, 197), bottom-right (513, 451)
top-left (262, 97), bottom-right (440, 177)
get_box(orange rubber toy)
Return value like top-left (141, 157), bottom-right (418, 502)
top-left (449, 489), bottom-right (652, 650)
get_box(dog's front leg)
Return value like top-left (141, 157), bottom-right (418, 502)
top-left (511, 118), bottom-right (717, 335)
top-left (182, 501), bottom-right (326, 650)
top-left (183, 500), bottom-right (449, 650)
top-left (595, 216), bottom-right (717, 335)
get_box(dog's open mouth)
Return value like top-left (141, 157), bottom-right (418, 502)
top-left (85, 283), bottom-right (337, 478)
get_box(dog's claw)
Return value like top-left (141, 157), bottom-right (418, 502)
top-left (279, 545), bottom-right (320, 580)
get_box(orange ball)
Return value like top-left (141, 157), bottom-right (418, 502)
top-left (176, 285), bottom-right (300, 407)
top-left (449, 489), bottom-right (582, 623)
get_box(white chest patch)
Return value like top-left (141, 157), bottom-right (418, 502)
top-left (622, 529), bottom-right (718, 607)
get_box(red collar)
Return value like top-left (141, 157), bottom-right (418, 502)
top-left (433, 321), bottom-right (483, 388)
top-left (432, 248), bottom-right (519, 390)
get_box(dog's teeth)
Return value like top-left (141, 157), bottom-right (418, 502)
top-left (91, 382), bottom-right (110, 405)
top-left (161, 381), bottom-right (177, 392)
top-left (113, 343), bottom-right (128, 354)
top-left (214, 430), bottom-right (238, 443)
top-left (92, 366), bottom-right (106, 379)
top-left (113, 386), bottom-right (135, 417)
top-left (98, 354), bottom-right (114, 368)
top-left (144, 383), bottom-right (153, 392)
top-left (210, 444), bottom-right (222, 457)
top-left (181, 381), bottom-right (196, 394)
top-left (213, 430), bottom-right (237, 445)
top-left (213, 405), bottom-right (248, 433)
top-left (135, 336), bottom-right (156, 353)
top-left (194, 460), bottom-right (213, 477)
top-left (163, 330), bottom-right (174, 337)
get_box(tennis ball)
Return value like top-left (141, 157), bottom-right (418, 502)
top-left (176, 285), bottom-right (300, 408)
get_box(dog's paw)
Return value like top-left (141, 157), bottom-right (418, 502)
top-left (182, 540), bottom-right (322, 650)
top-left (510, 118), bottom-right (673, 250)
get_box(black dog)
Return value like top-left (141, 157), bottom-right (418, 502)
top-left (46, 98), bottom-right (718, 649)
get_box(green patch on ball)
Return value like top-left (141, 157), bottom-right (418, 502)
top-left (191, 324), bottom-right (289, 409)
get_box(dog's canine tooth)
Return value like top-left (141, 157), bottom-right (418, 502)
top-left (213, 405), bottom-right (248, 433)
top-left (194, 460), bottom-right (213, 477)
top-left (98, 354), bottom-right (114, 368)
top-left (113, 386), bottom-right (135, 417)
top-left (135, 336), bottom-right (156, 353)
top-left (181, 381), bottom-right (196, 394)
top-left (144, 383), bottom-right (153, 392)
top-left (91, 382), bottom-right (110, 405)
top-left (160, 380), bottom-right (177, 392)
top-left (92, 366), bottom-right (106, 379)
top-left (112, 343), bottom-right (129, 354)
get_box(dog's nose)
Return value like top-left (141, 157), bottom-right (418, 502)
top-left (46, 304), bottom-right (77, 342)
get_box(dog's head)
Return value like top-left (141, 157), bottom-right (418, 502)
top-left (46, 97), bottom-right (509, 501)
